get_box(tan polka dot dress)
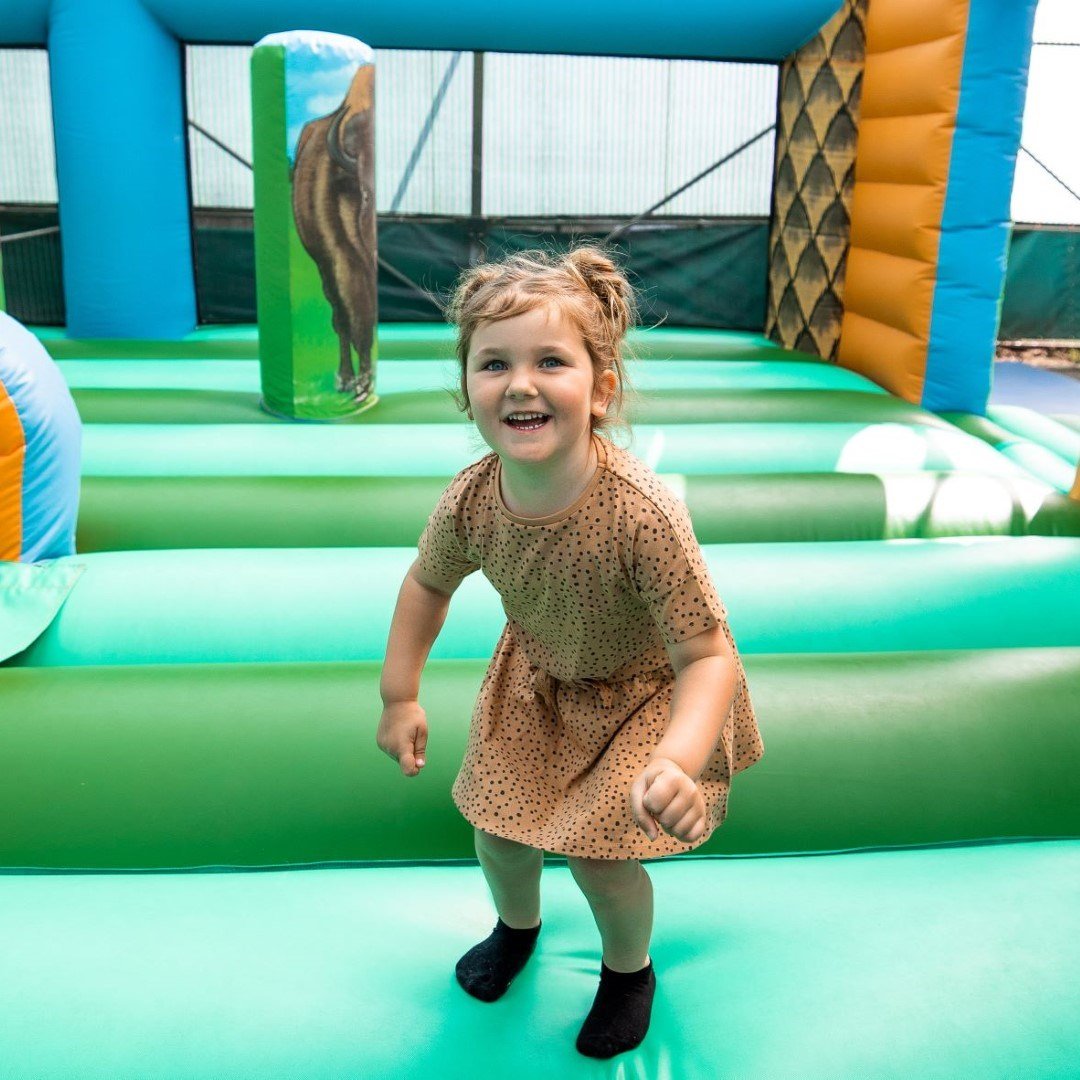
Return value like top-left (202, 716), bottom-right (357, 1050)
top-left (416, 432), bottom-right (764, 860)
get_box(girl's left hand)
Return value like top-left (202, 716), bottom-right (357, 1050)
top-left (629, 758), bottom-right (708, 844)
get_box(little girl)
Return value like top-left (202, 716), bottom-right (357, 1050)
top-left (377, 245), bottom-right (764, 1060)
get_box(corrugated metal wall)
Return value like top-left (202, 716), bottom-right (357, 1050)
top-left (4, 32), bottom-right (1079, 221)
top-left (0, 49), bottom-right (57, 203)
top-left (182, 46), bottom-right (778, 217)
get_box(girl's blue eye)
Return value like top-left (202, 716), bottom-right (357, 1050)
top-left (479, 357), bottom-right (563, 370)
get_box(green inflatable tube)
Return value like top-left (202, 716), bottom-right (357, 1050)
top-left (6, 538), bottom-right (1080, 668)
top-left (38, 324), bottom-right (826, 363)
top-left (1, 649), bottom-right (1077, 869)
top-left (79, 422), bottom-right (1029, 477)
top-left (987, 404), bottom-right (1080, 465)
top-left (69, 385), bottom-right (928, 426)
top-left (943, 412), bottom-right (1076, 494)
top-left (75, 470), bottom-right (1080, 553)
top-left (57, 356), bottom-right (884, 394)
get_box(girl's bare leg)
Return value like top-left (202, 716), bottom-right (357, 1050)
top-left (565, 856), bottom-right (653, 971)
top-left (474, 827), bottom-right (544, 929)
top-left (566, 855), bottom-right (657, 1058)
top-left (455, 828), bottom-right (544, 1002)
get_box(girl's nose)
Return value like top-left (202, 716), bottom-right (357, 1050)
top-left (506, 372), bottom-right (537, 398)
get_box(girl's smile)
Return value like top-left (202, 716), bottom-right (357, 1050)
top-left (504, 414), bottom-right (551, 433)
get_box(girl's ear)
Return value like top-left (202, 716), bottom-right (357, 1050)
top-left (592, 368), bottom-right (618, 416)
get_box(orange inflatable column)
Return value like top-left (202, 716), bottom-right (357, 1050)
top-left (838, 0), bottom-right (968, 402)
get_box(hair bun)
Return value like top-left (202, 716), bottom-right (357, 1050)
top-left (563, 245), bottom-right (633, 340)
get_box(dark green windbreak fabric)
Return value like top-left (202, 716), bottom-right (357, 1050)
top-left (1000, 226), bottom-right (1080, 339)
top-left (137, 214), bottom-right (774, 329)
top-left (6, 210), bottom-right (1079, 338)
top-left (1, 209), bottom-right (770, 330)
top-left (330, 217), bottom-right (772, 331)
top-left (0, 206), bottom-right (66, 325)
top-left (483, 218), bottom-right (769, 330)
top-left (191, 211), bottom-right (256, 324)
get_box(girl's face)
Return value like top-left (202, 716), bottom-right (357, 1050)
top-left (465, 304), bottom-right (616, 467)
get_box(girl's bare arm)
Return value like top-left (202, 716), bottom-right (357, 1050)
top-left (377, 561), bottom-right (461, 777)
top-left (649, 624), bottom-right (737, 781)
top-left (380, 559), bottom-right (456, 705)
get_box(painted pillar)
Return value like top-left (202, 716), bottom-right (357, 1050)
top-left (252, 31), bottom-right (378, 420)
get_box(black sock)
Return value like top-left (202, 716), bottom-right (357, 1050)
top-left (455, 917), bottom-right (542, 1002)
top-left (575, 959), bottom-right (656, 1059)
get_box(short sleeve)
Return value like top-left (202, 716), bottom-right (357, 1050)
top-left (629, 497), bottom-right (729, 647)
top-left (415, 472), bottom-right (481, 593)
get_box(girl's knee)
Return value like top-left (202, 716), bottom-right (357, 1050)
top-left (474, 827), bottom-right (541, 861)
top-left (566, 855), bottom-right (643, 898)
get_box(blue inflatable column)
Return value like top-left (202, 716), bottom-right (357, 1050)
top-left (48, 0), bottom-right (196, 339)
top-left (924, 0), bottom-right (1039, 413)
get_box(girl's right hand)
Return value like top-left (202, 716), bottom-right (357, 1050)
top-left (376, 700), bottom-right (429, 778)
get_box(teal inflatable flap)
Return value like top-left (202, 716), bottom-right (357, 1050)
top-left (0, 560), bottom-right (85, 662)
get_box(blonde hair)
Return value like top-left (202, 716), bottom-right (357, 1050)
top-left (443, 242), bottom-right (641, 444)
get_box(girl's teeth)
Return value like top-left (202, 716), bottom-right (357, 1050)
top-left (506, 414), bottom-right (549, 430)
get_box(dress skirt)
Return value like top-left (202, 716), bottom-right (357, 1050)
top-left (451, 623), bottom-right (737, 861)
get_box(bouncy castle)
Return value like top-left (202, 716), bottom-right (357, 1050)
top-left (1, 0), bottom-right (1078, 1075)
